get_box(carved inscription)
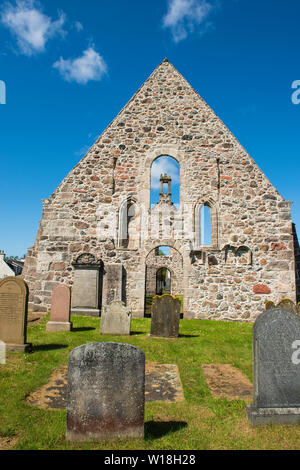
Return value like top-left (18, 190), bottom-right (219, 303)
top-left (0, 293), bottom-right (21, 321)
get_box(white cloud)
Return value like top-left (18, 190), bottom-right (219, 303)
top-left (0, 0), bottom-right (66, 55)
top-left (53, 47), bottom-right (107, 84)
top-left (151, 156), bottom-right (180, 190)
top-left (163, 0), bottom-right (212, 42)
top-left (73, 21), bottom-right (83, 32)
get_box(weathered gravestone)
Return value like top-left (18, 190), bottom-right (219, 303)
top-left (66, 342), bottom-right (145, 441)
top-left (100, 300), bottom-right (131, 335)
top-left (150, 294), bottom-right (181, 338)
top-left (71, 254), bottom-right (103, 317)
top-left (46, 284), bottom-right (72, 332)
top-left (102, 264), bottom-right (125, 309)
top-left (247, 308), bottom-right (300, 425)
top-left (0, 276), bottom-right (31, 351)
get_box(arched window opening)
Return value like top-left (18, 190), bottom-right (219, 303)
top-left (201, 205), bottom-right (212, 246)
top-left (156, 267), bottom-right (171, 295)
top-left (150, 156), bottom-right (180, 209)
top-left (195, 201), bottom-right (217, 248)
top-left (118, 200), bottom-right (140, 249)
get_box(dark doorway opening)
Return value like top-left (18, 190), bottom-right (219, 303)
top-left (156, 267), bottom-right (171, 295)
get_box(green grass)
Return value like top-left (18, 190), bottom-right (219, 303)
top-left (1, 314), bottom-right (300, 450)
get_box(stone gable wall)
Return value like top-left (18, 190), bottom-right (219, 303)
top-left (22, 60), bottom-right (296, 321)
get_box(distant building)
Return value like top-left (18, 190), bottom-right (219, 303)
top-left (5, 258), bottom-right (24, 276)
top-left (0, 251), bottom-right (15, 279)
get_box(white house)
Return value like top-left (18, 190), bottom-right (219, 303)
top-left (0, 251), bottom-right (15, 279)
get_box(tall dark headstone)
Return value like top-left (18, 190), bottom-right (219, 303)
top-left (247, 308), bottom-right (300, 425)
top-left (150, 294), bottom-right (181, 338)
top-left (0, 276), bottom-right (31, 351)
top-left (66, 342), bottom-right (145, 441)
top-left (102, 264), bottom-right (125, 308)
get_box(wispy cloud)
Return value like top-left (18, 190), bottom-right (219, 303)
top-left (163, 0), bottom-right (213, 42)
top-left (151, 156), bottom-right (180, 190)
top-left (0, 0), bottom-right (66, 56)
top-left (53, 46), bottom-right (107, 84)
top-left (73, 21), bottom-right (83, 32)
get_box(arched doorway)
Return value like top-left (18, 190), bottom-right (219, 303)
top-left (144, 245), bottom-right (183, 316)
top-left (156, 267), bottom-right (171, 295)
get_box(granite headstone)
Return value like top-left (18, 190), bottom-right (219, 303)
top-left (102, 264), bottom-right (125, 308)
top-left (247, 308), bottom-right (300, 425)
top-left (71, 254), bottom-right (102, 317)
top-left (150, 294), bottom-right (181, 338)
top-left (66, 342), bottom-right (145, 441)
top-left (0, 276), bottom-right (31, 351)
top-left (100, 300), bottom-right (131, 335)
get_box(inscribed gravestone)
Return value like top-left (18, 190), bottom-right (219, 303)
top-left (102, 264), bottom-right (125, 308)
top-left (100, 301), bottom-right (131, 335)
top-left (150, 294), bottom-right (181, 338)
top-left (0, 276), bottom-right (31, 351)
top-left (46, 284), bottom-right (72, 332)
top-left (71, 254), bottom-right (103, 317)
top-left (66, 342), bottom-right (145, 441)
top-left (247, 308), bottom-right (300, 425)
top-left (71, 269), bottom-right (100, 316)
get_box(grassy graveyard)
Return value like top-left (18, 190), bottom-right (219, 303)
top-left (1, 314), bottom-right (300, 450)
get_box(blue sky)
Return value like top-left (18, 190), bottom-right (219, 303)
top-left (0, 0), bottom-right (299, 257)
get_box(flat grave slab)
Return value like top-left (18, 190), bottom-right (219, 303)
top-left (26, 362), bottom-right (184, 409)
top-left (201, 363), bottom-right (253, 401)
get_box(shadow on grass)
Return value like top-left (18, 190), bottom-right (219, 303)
top-left (31, 344), bottom-right (68, 352)
top-left (130, 331), bottom-right (145, 336)
top-left (178, 334), bottom-right (200, 338)
top-left (71, 327), bottom-right (96, 332)
top-left (145, 421), bottom-right (188, 439)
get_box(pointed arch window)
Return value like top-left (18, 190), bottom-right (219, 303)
top-left (118, 199), bottom-right (140, 249)
top-left (195, 200), bottom-right (218, 248)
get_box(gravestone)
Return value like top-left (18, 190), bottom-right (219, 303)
top-left (247, 308), bottom-right (300, 425)
top-left (150, 294), bottom-right (181, 338)
top-left (66, 342), bottom-right (145, 441)
top-left (46, 284), bottom-right (72, 332)
top-left (71, 254), bottom-right (103, 317)
top-left (0, 276), bottom-right (31, 351)
top-left (102, 264), bottom-right (125, 308)
top-left (100, 300), bottom-right (131, 335)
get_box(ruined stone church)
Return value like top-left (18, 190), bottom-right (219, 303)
top-left (22, 59), bottom-right (297, 321)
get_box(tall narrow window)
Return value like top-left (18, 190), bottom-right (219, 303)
top-left (118, 199), bottom-right (139, 249)
top-left (201, 205), bottom-right (212, 246)
top-left (198, 204), bottom-right (212, 246)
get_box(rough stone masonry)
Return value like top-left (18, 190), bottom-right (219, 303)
top-left (22, 59), bottom-right (298, 321)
